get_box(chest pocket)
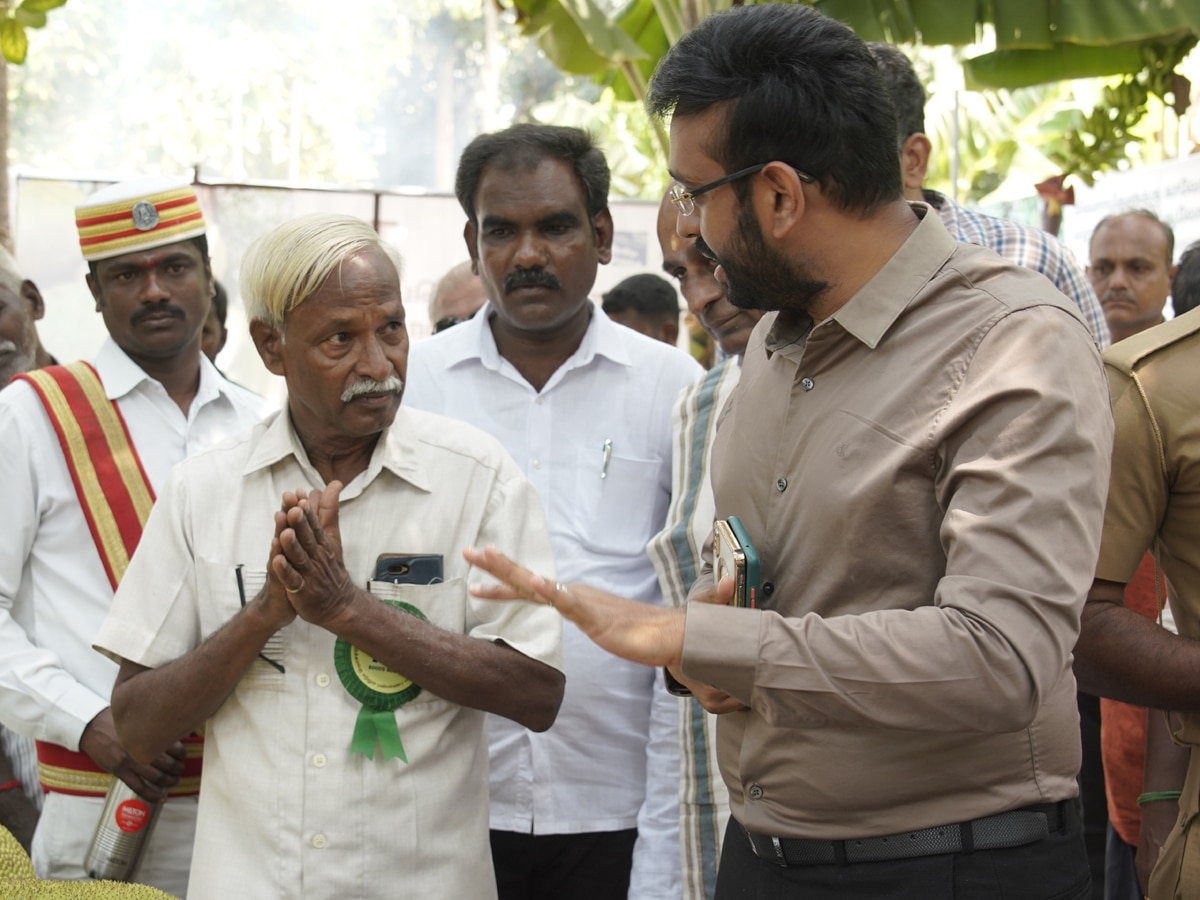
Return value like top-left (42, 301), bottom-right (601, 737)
top-left (568, 448), bottom-right (665, 557)
top-left (363, 579), bottom-right (469, 707)
top-left (367, 578), bottom-right (468, 635)
top-left (196, 562), bottom-right (287, 690)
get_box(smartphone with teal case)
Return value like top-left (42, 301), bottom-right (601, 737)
top-left (713, 516), bottom-right (762, 608)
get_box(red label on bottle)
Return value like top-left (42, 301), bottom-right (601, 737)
top-left (114, 798), bottom-right (151, 833)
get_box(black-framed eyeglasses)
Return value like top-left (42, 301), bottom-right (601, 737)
top-left (434, 307), bottom-right (479, 334)
top-left (669, 163), bottom-right (815, 216)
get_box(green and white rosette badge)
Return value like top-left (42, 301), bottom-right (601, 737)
top-left (334, 600), bottom-right (427, 763)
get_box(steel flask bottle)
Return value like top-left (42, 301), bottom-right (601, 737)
top-left (84, 779), bottom-right (163, 881)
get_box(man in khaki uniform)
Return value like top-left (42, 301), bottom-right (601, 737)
top-left (1075, 308), bottom-right (1200, 898)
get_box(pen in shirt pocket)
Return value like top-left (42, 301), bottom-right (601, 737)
top-left (600, 438), bottom-right (613, 479)
top-left (236, 563), bottom-right (286, 674)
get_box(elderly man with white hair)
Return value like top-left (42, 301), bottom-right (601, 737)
top-left (95, 212), bottom-right (565, 900)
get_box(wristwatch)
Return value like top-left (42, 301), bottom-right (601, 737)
top-left (664, 668), bottom-right (692, 697)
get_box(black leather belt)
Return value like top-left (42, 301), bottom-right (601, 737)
top-left (742, 801), bottom-right (1066, 866)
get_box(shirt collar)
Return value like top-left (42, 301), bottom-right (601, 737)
top-left (93, 338), bottom-right (156, 400)
top-left (432, 300), bottom-right (632, 376)
top-left (243, 406), bottom-right (432, 498)
top-left (194, 353), bottom-right (235, 409)
top-left (767, 202), bottom-right (955, 353)
top-left (93, 336), bottom-right (243, 410)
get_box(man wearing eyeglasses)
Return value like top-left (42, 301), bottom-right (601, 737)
top-left (465, 5), bottom-right (1114, 899)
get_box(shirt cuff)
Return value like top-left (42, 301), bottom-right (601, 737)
top-left (681, 603), bottom-right (761, 703)
top-left (41, 684), bottom-right (109, 751)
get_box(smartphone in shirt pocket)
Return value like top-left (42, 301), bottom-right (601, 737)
top-left (373, 554), bottom-right (444, 585)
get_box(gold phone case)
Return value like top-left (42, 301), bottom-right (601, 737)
top-left (713, 519), bottom-right (748, 607)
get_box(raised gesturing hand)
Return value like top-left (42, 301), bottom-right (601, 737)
top-left (464, 544), bottom-right (688, 669)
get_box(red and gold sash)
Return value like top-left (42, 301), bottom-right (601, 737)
top-left (34, 737), bottom-right (203, 798)
top-left (15, 361), bottom-right (203, 797)
top-left (15, 362), bottom-right (154, 590)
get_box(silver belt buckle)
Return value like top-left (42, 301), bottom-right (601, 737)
top-left (771, 836), bottom-right (787, 866)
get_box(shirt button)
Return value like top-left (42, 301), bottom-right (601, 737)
top-left (311, 833), bottom-right (328, 849)
top-left (776, 477), bottom-right (788, 493)
top-left (801, 377), bottom-right (815, 391)
top-left (749, 784), bottom-right (764, 800)
top-left (315, 673), bottom-right (331, 687)
top-left (762, 582), bottom-right (775, 597)
top-left (531, 458), bottom-right (541, 469)
top-left (312, 753), bottom-right (327, 768)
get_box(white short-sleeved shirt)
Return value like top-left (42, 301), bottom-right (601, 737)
top-left (406, 307), bottom-right (703, 897)
top-left (95, 406), bottom-right (563, 900)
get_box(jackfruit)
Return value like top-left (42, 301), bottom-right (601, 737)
top-left (0, 826), bottom-right (179, 899)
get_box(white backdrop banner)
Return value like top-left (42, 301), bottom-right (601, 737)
top-left (12, 172), bottom-right (662, 398)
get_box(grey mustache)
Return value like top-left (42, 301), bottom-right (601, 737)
top-left (340, 375), bottom-right (404, 403)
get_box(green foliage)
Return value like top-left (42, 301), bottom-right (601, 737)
top-left (0, 0), bottom-right (66, 64)
top-left (1044, 39), bottom-right (1196, 185)
top-left (920, 72), bottom-right (1070, 204)
top-left (499, 0), bottom-right (1200, 198)
top-left (532, 86), bottom-right (668, 197)
top-left (1046, 80), bottom-right (1148, 185)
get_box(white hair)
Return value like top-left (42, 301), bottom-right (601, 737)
top-left (241, 213), bottom-right (404, 329)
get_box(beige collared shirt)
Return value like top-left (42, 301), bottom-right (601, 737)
top-left (96, 406), bottom-right (563, 899)
top-left (681, 205), bottom-right (1113, 839)
top-left (1096, 311), bottom-right (1200, 740)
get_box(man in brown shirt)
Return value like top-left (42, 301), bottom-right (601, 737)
top-left (468, 5), bottom-right (1113, 899)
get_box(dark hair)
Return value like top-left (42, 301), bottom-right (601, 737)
top-left (1090, 209), bottom-right (1175, 266)
top-left (1171, 239), bottom-right (1200, 317)
top-left (868, 42), bottom-right (925, 144)
top-left (455, 124), bottom-right (611, 225)
top-left (647, 3), bottom-right (902, 215)
top-left (211, 278), bottom-right (228, 325)
top-left (602, 273), bottom-right (680, 319)
top-left (88, 234), bottom-right (210, 278)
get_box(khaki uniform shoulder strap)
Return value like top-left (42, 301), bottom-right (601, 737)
top-left (1103, 308), bottom-right (1200, 375)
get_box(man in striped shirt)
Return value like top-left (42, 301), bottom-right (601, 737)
top-left (648, 192), bottom-right (762, 899)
